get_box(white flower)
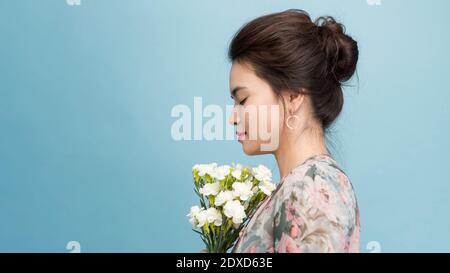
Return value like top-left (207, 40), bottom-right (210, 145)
top-left (214, 190), bottom-right (234, 206)
top-left (252, 164), bottom-right (272, 183)
top-left (187, 205), bottom-right (202, 217)
top-left (193, 163), bottom-right (218, 177)
top-left (223, 200), bottom-right (246, 225)
top-left (195, 210), bottom-right (208, 228)
top-left (187, 206), bottom-right (203, 228)
top-left (232, 181), bottom-right (254, 201)
top-left (259, 181), bottom-right (276, 196)
top-left (211, 165), bottom-right (231, 180)
top-left (199, 182), bottom-right (220, 196)
top-left (205, 207), bottom-right (223, 226)
top-left (231, 164), bottom-right (243, 180)
top-left (193, 207), bottom-right (223, 228)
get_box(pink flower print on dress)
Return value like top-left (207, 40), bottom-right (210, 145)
top-left (347, 208), bottom-right (361, 252)
top-left (338, 173), bottom-right (350, 204)
top-left (277, 233), bottom-right (300, 253)
top-left (290, 224), bottom-right (300, 239)
top-left (248, 245), bottom-right (257, 253)
top-left (308, 175), bottom-right (340, 222)
top-left (286, 200), bottom-right (303, 226)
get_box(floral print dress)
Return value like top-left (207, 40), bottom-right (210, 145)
top-left (232, 154), bottom-right (360, 253)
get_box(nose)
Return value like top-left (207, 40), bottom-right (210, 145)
top-left (228, 106), bottom-right (239, 126)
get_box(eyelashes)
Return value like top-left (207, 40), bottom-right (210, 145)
top-left (239, 97), bottom-right (248, 105)
top-left (231, 96), bottom-right (248, 106)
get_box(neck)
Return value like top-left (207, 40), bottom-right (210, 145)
top-left (274, 127), bottom-right (329, 181)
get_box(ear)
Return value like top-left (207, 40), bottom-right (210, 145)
top-left (288, 89), bottom-right (305, 114)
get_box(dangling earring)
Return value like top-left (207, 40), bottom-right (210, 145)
top-left (286, 114), bottom-right (299, 130)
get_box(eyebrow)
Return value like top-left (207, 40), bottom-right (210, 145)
top-left (230, 86), bottom-right (247, 99)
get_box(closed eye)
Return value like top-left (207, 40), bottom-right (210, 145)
top-left (239, 97), bottom-right (248, 105)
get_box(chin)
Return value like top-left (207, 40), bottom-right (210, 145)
top-left (241, 142), bottom-right (258, 155)
top-left (242, 141), bottom-right (270, 155)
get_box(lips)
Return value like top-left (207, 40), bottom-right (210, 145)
top-left (236, 131), bottom-right (246, 141)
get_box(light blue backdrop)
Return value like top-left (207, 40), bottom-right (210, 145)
top-left (1, 0), bottom-right (449, 252)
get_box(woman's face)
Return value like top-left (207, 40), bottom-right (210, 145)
top-left (228, 61), bottom-right (285, 155)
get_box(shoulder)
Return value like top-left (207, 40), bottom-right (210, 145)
top-left (272, 155), bottom-right (358, 226)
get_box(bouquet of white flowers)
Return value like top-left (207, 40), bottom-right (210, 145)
top-left (187, 162), bottom-right (276, 253)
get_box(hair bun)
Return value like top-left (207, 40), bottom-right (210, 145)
top-left (315, 16), bottom-right (358, 83)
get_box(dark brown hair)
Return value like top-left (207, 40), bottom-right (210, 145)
top-left (228, 9), bottom-right (359, 130)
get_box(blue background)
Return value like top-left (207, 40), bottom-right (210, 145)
top-left (1, 0), bottom-right (449, 252)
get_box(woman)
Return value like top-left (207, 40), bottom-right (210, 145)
top-left (228, 9), bottom-right (360, 253)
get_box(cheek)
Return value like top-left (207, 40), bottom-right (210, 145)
top-left (259, 102), bottom-right (282, 137)
top-left (237, 106), bottom-right (254, 134)
top-left (277, 105), bottom-right (285, 134)
top-left (238, 98), bottom-right (281, 140)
